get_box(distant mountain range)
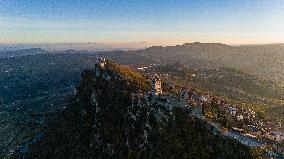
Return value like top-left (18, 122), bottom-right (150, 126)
top-left (137, 43), bottom-right (284, 84)
top-left (1, 42), bottom-right (284, 84)
top-left (0, 48), bottom-right (48, 58)
top-left (0, 42), bottom-right (152, 52)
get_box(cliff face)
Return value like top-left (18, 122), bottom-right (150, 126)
top-left (23, 62), bottom-right (259, 159)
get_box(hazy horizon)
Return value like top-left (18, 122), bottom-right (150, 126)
top-left (2, 41), bottom-right (284, 52)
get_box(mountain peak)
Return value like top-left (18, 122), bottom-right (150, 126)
top-left (22, 61), bottom-right (262, 159)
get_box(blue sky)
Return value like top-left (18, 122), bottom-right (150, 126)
top-left (1, 0), bottom-right (284, 45)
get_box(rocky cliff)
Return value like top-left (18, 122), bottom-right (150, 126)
top-left (20, 61), bottom-right (261, 159)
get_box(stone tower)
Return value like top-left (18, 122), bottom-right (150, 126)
top-left (98, 58), bottom-right (107, 68)
top-left (152, 74), bottom-right (162, 95)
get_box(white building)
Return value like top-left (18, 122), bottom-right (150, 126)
top-left (152, 75), bottom-right (162, 95)
top-left (98, 58), bottom-right (107, 68)
top-left (199, 95), bottom-right (208, 102)
top-left (237, 115), bottom-right (244, 121)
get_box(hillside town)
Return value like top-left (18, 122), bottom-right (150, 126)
top-left (184, 90), bottom-right (284, 158)
top-left (136, 64), bottom-right (284, 158)
top-left (164, 79), bottom-right (283, 158)
top-left (97, 58), bottom-right (284, 158)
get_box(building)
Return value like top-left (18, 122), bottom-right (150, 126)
top-left (98, 58), bottom-right (107, 68)
top-left (237, 114), bottom-right (244, 121)
top-left (199, 95), bottom-right (208, 102)
top-left (152, 74), bottom-right (162, 95)
top-left (226, 106), bottom-right (237, 115)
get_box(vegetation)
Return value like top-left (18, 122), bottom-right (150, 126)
top-left (146, 63), bottom-right (284, 124)
top-left (19, 62), bottom-right (262, 159)
top-left (0, 53), bottom-right (100, 157)
top-left (107, 61), bottom-right (151, 92)
top-left (2, 45), bottom-right (283, 158)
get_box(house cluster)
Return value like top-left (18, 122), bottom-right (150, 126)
top-left (183, 89), bottom-right (284, 157)
top-left (148, 72), bottom-right (284, 157)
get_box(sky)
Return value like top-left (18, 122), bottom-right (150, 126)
top-left (1, 0), bottom-right (284, 45)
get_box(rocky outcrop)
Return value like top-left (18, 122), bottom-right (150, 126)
top-left (22, 62), bottom-right (261, 159)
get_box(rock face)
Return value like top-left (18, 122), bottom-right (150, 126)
top-left (22, 62), bottom-right (260, 159)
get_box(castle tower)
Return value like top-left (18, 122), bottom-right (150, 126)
top-left (98, 58), bottom-right (107, 68)
top-left (152, 74), bottom-right (162, 95)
